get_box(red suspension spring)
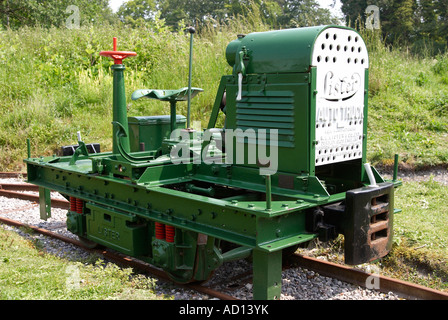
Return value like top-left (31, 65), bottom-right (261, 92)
top-left (155, 222), bottom-right (165, 240)
top-left (70, 197), bottom-right (77, 212)
top-left (165, 225), bottom-right (175, 243)
top-left (76, 198), bottom-right (83, 214)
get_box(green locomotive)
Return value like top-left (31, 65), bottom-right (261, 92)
top-left (25, 25), bottom-right (401, 300)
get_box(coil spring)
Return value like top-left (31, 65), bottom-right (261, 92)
top-left (155, 222), bottom-right (165, 240)
top-left (165, 225), bottom-right (175, 243)
top-left (70, 197), bottom-right (77, 212)
top-left (76, 198), bottom-right (83, 214)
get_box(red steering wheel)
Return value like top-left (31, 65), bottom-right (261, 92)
top-left (100, 37), bottom-right (137, 64)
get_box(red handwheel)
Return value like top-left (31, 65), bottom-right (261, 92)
top-left (100, 37), bottom-right (137, 64)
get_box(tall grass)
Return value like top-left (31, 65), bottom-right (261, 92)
top-left (1, 17), bottom-right (447, 293)
top-left (0, 13), bottom-right (277, 172)
top-left (0, 15), bottom-right (447, 171)
top-left (354, 24), bottom-right (448, 169)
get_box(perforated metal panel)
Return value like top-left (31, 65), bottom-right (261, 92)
top-left (311, 28), bottom-right (369, 166)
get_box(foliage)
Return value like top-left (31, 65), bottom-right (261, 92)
top-left (300, 179), bottom-right (448, 291)
top-left (382, 179), bottom-right (448, 290)
top-left (275, 0), bottom-right (339, 27)
top-left (0, 226), bottom-right (169, 299)
top-left (341, 0), bottom-right (448, 52)
top-left (363, 23), bottom-right (448, 168)
top-left (116, 0), bottom-right (157, 27)
top-left (0, 0), bottom-right (116, 29)
top-left (0, 11), bottom-right (268, 171)
top-left (119, 0), bottom-right (339, 30)
top-left (0, 5), bottom-right (447, 172)
top-left (0, 0), bottom-right (339, 33)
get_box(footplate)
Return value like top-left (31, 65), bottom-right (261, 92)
top-left (344, 182), bottom-right (394, 265)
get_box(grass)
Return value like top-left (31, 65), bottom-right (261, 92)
top-left (0, 18), bottom-right (265, 171)
top-left (0, 25), bottom-right (224, 170)
top-left (0, 17), bottom-right (447, 296)
top-left (385, 178), bottom-right (448, 290)
top-left (301, 179), bottom-right (448, 293)
top-left (1, 19), bottom-right (447, 171)
top-left (366, 36), bottom-right (448, 168)
top-left (394, 178), bottom-right (448, 255)
top-left (1, 180), bottom-right (446, 298)
top-left (0, 226), bottom-right (173, 299)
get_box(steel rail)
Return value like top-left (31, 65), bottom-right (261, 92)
top-left (289, 253), bottom-right (448, 300)
top-left (0, 215), bottom-right (237, 301)
top-left (0, 183), bottom-right (39, 192)
top-left (1, 214), bottom-right (447, 300)
top-left (1, 172), bottom-right (447, 300)
top-left (0, 188), bottom-right (69, 209)
top-left (0, 172), bottom-right (27, 178)
top-left (0, 177), bottom-right (69, 209)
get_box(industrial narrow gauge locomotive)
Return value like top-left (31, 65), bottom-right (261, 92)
top-left (25, 25), bottom-right (401, 300)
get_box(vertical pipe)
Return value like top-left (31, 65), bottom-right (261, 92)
top-left (111, 64), bottom-right (130, 154)
top-left (27, 138), bottom-right (31, 159)
top-left (393, 154), bottom-right (399, 181)
top-left (364, 163), bottom-right (377, 187)
top-left (265, 174), bottom-right (272, 211)
top-left (170, 100), bottom-right (177, 134)
top-left (186, 27), bottom-right (195, 129)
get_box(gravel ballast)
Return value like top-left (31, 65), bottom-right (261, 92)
top-left (2, 172), bottom-right (435, 300)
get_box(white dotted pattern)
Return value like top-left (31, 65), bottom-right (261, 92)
top-left (311, 28), bottom-right (369, 166)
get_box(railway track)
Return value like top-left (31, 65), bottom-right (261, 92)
top-left (0, 215), bottom-right (237, 300)
top-left (1, 172), bottom-right (447, 300)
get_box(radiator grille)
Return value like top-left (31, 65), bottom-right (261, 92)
top-left (236, 91), bottom-right (295, 148)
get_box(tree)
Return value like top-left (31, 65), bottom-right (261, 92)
top-left (275, 0), bottom-right (338, 27)
top-left (0, 0), bottom-right (116, 29)
top-left (117, 0), bottom-right (157, 27)
top-left (156, 0), bottom-right (228, 29)
top-left (225, 0), bottom-right (282, 27)
top-left (154, 0), bottom-right (338, 30)
top-left (340, 0), bottom-right (421, 45)
top-left (388, 0), bottom-right (418, 42)
top-left (340, 0), bottom-right (447, 50)
top-left (435, 0), bottom-right (448, 45)
top-left (157, 0), bottom-right (188, 29)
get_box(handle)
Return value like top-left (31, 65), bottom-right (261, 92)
top-left (186, 26), bottom-right (195, 128)
top-left (236, 47), bottom-right (247, 101)
top-left (237, 73), bottom-right (243, 101)
top-left (100, 37), bottom-right (137, 64)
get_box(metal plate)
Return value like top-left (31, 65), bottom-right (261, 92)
top-left (312, 28), bottom-right (369, 166)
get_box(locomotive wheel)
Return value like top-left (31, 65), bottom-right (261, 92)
top-left (282, 244), bottom-right (299, 259)
top-left (165, 270), bottom-right (195, 284)
top-left (164, 256), bottom-right (216, 284)
top-left (78, 236), bottom-right (100, 249)
top-left (165, 267), bottom-right (216, 285)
